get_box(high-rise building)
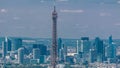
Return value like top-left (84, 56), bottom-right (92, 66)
top-left (94, 37), bottom-right (105, 62)
top-left (18, 47), bottom-right (24, 64)
top-left (89, 49), bottom-right (96, 63)
top-left (51, 5), bottom-right (58, 68)
top-left (2, 41), bottom-right (7, 59)
top-left (59, 49), bottom-right (64, 63)
top-left (58, 38), bottom-right (62, 50)
top-left (80, 37), bottom-right (90, 53)
top-left (5, 37), bottom-right (12, 51)
top-left (76, 40), bottom-right (79, 54)
top-left (80, 37), bottom-right (90, 62)
top-left (106, 44), bottom-right (116, 59)
top-left (109, 35), bottom-right (113, 45)
top-left (58, 38), bottom-right (62, 60)
top-left (2, 37), bottom-right (12, 58)
top-left (33, 48), bottom-right (40, 59)
top-left (33, 44), bottom-right (47, 55)
top-left (58, 40), bottom-right (64, 62)
top-left (63, 44), bottom-right (67, 62)
top-left (12, 38), bottom-right (22, 51)
top-left (106, 36), bottom-right (116, 63)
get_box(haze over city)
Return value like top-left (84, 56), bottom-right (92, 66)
top-left (0, 0), bottom-right (120, 39)
top-left (1, 0), bottom-right (120, 68)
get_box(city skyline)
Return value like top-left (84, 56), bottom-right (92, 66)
top-left (0, 0), bottom-right (120, 39)
top-left (0, 36), bottom-right (119, 68)
top-left (0, 0), bottom-right (120, 68)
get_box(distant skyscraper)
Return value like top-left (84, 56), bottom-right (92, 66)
top-left (109, 35), bottom-right (113, 45)
top-left (89, 49), bottom-right (96, 63)
top-left (80, 37), bottom-right (91, 63)
top-left (63, 44), bottom-right (67, 62)
top-left (76, 40), bottom-right (79, 54)
top-left (80, 37), bottom-right (90, 53)
top-left (2, 41), bottom-right (7, 59)
top-left (12, 38), bottom-right (22, 51)
top-left (51, 5), bottom-right (58, 68)
top-left (58, 38), bottom-right (62, 50)
top-left (33, 48), bottom-right (40, 59)
top-left (33, 44), bottom-right (47, 55)
top-left (2, 37), bottom-right (11, 58)
top-left (94, 37), bottom-right (105, 62)
top-left (59, 49), bottom-right (64, 63)
top-left (5, 37), bottom-right (12, 51)
top-left (58, 38), bottom-right (63, 62)
top-left (106, 36), bottom-right (116, 62)
top-left (18, 47), bottom-right (24, 64)
top-left (106, 44), bottom-right (116, 58)
top-left (58, 38), bottom-right (62, 54)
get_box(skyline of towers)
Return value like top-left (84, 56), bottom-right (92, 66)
top-left (0, 0), bottom-right (118, 67)
top-left (0, 35), bottom-right (118, 68)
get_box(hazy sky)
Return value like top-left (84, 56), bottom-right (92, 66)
top-left (0, 0), bottom-right (120, 39)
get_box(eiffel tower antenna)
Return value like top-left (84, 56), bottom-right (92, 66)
top-left (53, 0), bottom-right (56, 11)
top-left (54, 0), bottom-right (56, 6)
